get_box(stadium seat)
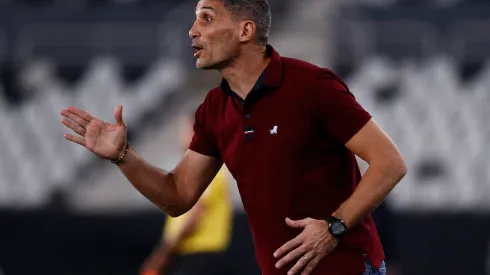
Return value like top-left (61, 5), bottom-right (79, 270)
top-left (0, 45), bottom-right (185, 206)
top-left (342, 53), bottom-right (489, 211)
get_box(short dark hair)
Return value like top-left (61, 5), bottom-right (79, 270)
top-left (221, 0), bottom-right (272, 44)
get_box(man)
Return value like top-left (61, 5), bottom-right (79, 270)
top-left (60, 0), bottom-right (407, 274)
top-left (139, 115), bottom-right (233, 275)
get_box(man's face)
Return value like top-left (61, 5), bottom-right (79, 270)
top-left (189, 0), bottom-right (241, 69)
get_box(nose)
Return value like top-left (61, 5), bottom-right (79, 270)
top-left (189, 21), bottom-right (199, 39)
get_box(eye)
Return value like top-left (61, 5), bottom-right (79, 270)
top-left (204, 16), bottom-right (212, 22)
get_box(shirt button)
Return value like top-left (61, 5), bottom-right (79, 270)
top-left (245, 114), bottom-right (251, 119)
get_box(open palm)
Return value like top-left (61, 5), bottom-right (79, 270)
top-left (60, 105), bottom-right (127, 160)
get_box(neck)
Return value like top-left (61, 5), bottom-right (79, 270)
top-left (220, 44), bottom-right (270, 99)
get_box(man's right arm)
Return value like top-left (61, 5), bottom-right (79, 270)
top-left (117, 147), bottom-right (222, 217)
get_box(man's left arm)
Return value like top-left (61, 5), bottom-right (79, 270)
top-left (274, 120), bottom-right (407, 275)
top-left (274, 71), bottom-right (407, 275)
top-left (333, 118), bottom-right (407, 229)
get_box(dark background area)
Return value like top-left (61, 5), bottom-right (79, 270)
top-left (0, 1), bottom-right (489, 275)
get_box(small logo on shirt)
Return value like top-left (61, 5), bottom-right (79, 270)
top-left (269, 125), bottom-right (278, 135)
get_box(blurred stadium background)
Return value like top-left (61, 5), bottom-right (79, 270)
top-left (0, 0), bottom-right (489, 274)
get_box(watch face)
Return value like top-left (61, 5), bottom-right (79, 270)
top-left (332, 222), bottom-right (345, 235)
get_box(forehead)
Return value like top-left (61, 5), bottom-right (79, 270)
top-left (196, 0), bottom-right (225, 12)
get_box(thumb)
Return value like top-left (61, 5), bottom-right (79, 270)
top-left (114, 104), bottom-right (125, 125)
top-left (286, 217), bottom-right (309, 228)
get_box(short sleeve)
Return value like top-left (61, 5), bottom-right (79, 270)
top-left (311, 70), bottom-right (372, 144)
top-left (189, 103), bottom-right (222, 159)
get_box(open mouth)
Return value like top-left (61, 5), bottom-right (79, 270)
top-left (192, 45), bottom-right (203, 57)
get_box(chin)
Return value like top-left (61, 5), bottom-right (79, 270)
top-left (196, 62), bottom-right (213, 70)
top-left (196, 58), bottom-right (230, 70)
top-left (196, 60), bottom-right (219, 70)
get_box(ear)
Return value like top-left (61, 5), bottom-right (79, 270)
top-left (239, 20), bottom-right (256, 43)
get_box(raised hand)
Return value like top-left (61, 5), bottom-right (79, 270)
top-left (60, 105), bottom-right (127, 160)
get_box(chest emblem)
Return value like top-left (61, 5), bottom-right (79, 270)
top-left (269, 125), bottom-right (278, 135)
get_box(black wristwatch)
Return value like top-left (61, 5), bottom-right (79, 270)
top-left (326, 216), bottom-right (347, 239)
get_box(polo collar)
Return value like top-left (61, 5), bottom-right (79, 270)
top-left (220, 44), bottom-right (283, 97)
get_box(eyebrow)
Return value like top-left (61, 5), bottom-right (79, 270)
top-left (197, 6), bottom-right (216, 13)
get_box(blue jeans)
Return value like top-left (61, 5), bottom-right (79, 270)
top-left (363, 259), bottom-right (386, 275)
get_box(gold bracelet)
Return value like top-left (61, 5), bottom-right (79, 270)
top-left (111, 141), bottom-right (131, 164)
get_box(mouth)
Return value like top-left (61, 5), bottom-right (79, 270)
top-left (192, 45), bottom-right (204, 57)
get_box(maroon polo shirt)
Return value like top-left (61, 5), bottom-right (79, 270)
top-left (189, 45), bottom-right (384, 275)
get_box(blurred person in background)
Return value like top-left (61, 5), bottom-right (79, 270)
top-left (139, 114), bottom-right (233, 275)
top-left (60, 0), bottom-right (407, 274)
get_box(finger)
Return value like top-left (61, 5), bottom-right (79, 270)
top-left (287, 252), bottom-right (313, 275)
top-left (61, 117), bottom-right (86, 136)
top-left (275, 244), bottom-right (307, 269)
top-left (65, 106), bottom-right (95, 123)
top-left (64, 134), bottom-right (86, 147)
top-left (286, 217), bottom-right (311, 228)
top-left (301, 256), bottom-right (321, 275)
top-left (274, 236), bottom-right (303, 259)
top-left (114, 104), bottom-right (125, 125)
top-left (61, 109), bottom-right (89, 128)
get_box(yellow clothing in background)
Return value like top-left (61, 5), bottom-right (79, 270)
top-left (163, 167), bottom-right (233, 254)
